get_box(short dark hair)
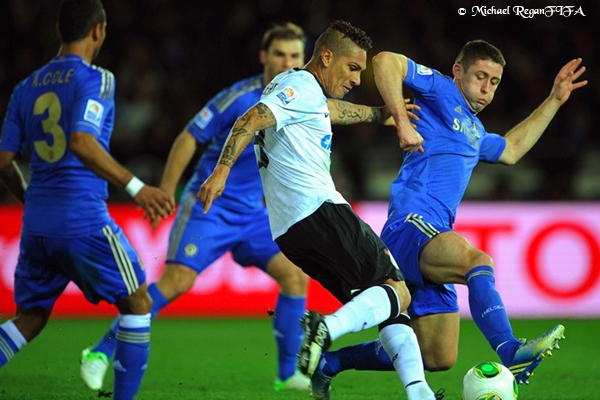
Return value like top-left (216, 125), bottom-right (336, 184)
top-left (261, 22), bottom-right (306, 52)
top-left (313, 20), bottom-right (373, 57)
top-left (58, 0), bottom-right (106, 43)
top-left (455, 40), bottom-right (506, 71)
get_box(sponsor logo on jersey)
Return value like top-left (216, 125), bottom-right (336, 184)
top-left (83, 99), bottom-right (104, 127)
top-left (320, 134), bottom-right (332, 150)
top-left (454, 105), bottom-right (463, 115)
top-left (194, 106), bottom-right (214, 129)
top-left (276, 87), bottom-right (297, 105)
top-left (416, 64), bottom-right (433, 75)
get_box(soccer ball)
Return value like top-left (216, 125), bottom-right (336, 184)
top-left (461, 361), bottom-right (518, 400)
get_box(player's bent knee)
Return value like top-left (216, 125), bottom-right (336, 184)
top-left (468, 250), bottom-right (494, 269)
top-left (157, 263), bottom-right (198, 300)
top-left (423, 351), bottom-right (457, 372)
top-left (14, 307), bottom-right (51, 341)
top-left (118, 285), bottom-right (152, 315)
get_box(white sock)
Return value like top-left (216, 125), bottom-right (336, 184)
top-left (0, 320), bottom-right (27, 349)
top-left (379, 321), bottom-right (435, 400)
top-left (324, 286), bottom-right (394, 341)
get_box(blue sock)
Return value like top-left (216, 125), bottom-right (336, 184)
top-left (147, 283), bottom-right (170, 318)
top-left (113, 314), bottom-right (151, 400)
top-left (273, 293), bottom-right (306, 381)
top-left (322, 340), bottom-right (394, 377)
top-left (92, 283), bottom-right (169, 359)
top-left (466, 265), bottom-right (519, 364)
top-left (0, 321), bottom-right (27, 368)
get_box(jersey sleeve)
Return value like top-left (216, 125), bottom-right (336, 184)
top-left (71, 68), bottom-right (115, 137)
top-left (260, 78), bottom-right (321, 131)
top-left (186, 97), bottom-right (230, 144)
top-left (479, 132), bottom-right (506, 163)
top-left (0, 85), bottom-right (25, 153)
top-left (403, 57), bottom-right (445, 100)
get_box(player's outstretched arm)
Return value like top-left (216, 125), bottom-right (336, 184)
top-left (326, 99), bottom-right (420, 127)
top-left (372, 51), bottom-right (424, 153)
top-left (497, 58), bottom-right (587, 165)
top-left (70, 131), bottom-right (175, 222)
top-left (160, 129), bottom-right (197, 198)
top-left (198, 102), bottom-right (276, 214)
top-left (0, 150), bottom-right (27, 203)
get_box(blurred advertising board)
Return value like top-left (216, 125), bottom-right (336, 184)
top-left (1, 202), bottom-right (599, 318)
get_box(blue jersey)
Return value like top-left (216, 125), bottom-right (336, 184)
top-left (386, 58), bottom-right (506, 226)
top-left (184, 74), bottom-right (265, 212)
top-left (0, 54), bottom-right (115, 236)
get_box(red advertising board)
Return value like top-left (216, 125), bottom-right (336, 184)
top-left (1, 202), bottom-right (600, 318)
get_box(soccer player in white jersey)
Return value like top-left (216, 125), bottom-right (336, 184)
top-left (200, 20), bottom-right (443, 400)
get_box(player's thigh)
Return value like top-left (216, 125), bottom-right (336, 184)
top-left (412, 311), bottom-right (460, 369)
top-left (13, 233), bottom-right (69, 312)
top-left (166, 199), bottom-right (239, 274)
top-left (420, 230), bottom-right (492, 284)
top-left (277, 203), bottom-right (402, 304)
top-left (51, 223), bottom-right (146, 305)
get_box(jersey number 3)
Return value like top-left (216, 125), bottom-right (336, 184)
top-left (33, 92), bottom-right (67, 163)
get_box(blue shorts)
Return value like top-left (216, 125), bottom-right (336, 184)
top-left (380, 212), bottom-right (458, 318)
top-left (166, 193), bottom-right (279, 273)
top-left (15, 220), bottom-right (146, 310)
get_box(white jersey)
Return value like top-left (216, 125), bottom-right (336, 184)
top-left (255, 69), bottom-right (348, 239)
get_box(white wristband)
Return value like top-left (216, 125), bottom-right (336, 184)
top-left (125, 176), bottom-right (145, 198)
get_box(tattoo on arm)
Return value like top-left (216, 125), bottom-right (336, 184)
top-left (218, 103), bottom-right (276, 168)
top-left (329, 99), bottom-right (381, 125)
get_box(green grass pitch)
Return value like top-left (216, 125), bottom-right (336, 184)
top-left (0, 318), bottom-right (597, 399)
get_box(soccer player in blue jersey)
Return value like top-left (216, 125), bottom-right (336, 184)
top-left (0, 1), bottom-right (174, 399)
top-left (80, 22), bottom-right (313, 392)
top-left (308, 40), bottom-right (588, 398)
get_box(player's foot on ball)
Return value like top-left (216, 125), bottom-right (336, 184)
top-left (80, 347), bottom-right (109, 390)
top-left (297, 311), bottom-right (331, 377)
top-left (273, 370), bottom-right (311, 391)
top-left (508, 324), bottom-right (565, 384)
top-left (310, 363), bottom-right (333, 400)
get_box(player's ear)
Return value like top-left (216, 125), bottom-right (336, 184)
top-left (259, 50), bottom-right (267, 66)
top-left (321, 49), bottom-right (333, 68)
top-left (452, 63), bottom-right (462, 79)
top-left (91, 23), bottom-right (102, 41)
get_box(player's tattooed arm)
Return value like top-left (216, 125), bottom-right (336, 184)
top-left (327, 99), bottom-right (379, 125)
top-left (326, 99), bottom-right (419, 126)
top-left (218, 102), bottom-right (276, 168)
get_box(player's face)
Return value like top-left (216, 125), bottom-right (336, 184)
top-left (325, 47), bottom-right (367, 99)
top-left (454, 59), bottom-right (503, 113)
top-left (261, 38), bottom-right (305, 82)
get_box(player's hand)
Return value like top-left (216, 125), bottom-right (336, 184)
top-left (198, 166), bottom-right (229, 214)
top-left (396, 115), bottom-right (424, 153)
top-left (379, 100), bottom-right (420, 127)
top-left (134, 185), bottom-right (175, 225)
top-left (405, 98), bottom-right (421, 128)
top-left (550, 58), bottom-right (587, 106)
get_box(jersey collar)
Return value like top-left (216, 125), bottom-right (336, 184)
top-left (296, 68), bottom-right (327, 97)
